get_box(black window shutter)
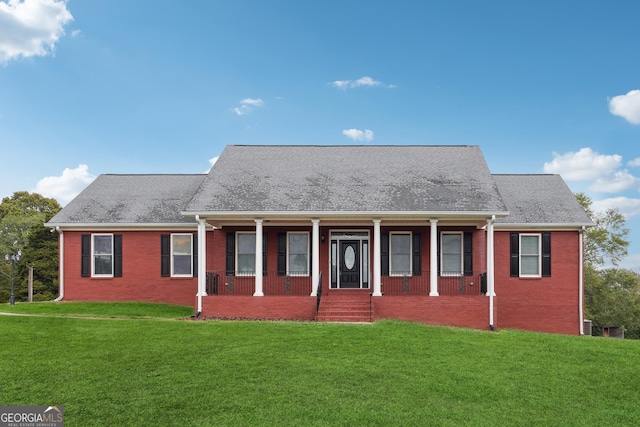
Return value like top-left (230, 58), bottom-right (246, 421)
top-left (277, 233), bottom-right (286, 276)
top-left (262, 233), bottom-right (267, 276)
top-left (542, 232), bottom-right (551, 277)
top-left (81, 234), bottom-right (91, 277)
top-left (381, 232), bottom-right (389, 276)
top-left (192, 234), bottom-right (198, 277)
top-left (161, 234), bottom-right (170, 277)
top-left (463, 232), bottom-right (473, 276)
top-left (114, 234), bottom-right (122, 277)
top-left (412, 233), bottom-right (421, 276)
top-left (225, 232), bottom-right (235, 276)
top-left (510, 233), bottom-right (519, 277)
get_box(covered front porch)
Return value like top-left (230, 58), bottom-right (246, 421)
top-left (200, 270), bottom-right (490, 327)
top-left (193, 214), bottom-right (497, 329)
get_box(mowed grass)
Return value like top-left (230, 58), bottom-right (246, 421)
top-left (1, 303), bottom-right (640, 426)
top-left (0, 301), bottom-right (193, 319)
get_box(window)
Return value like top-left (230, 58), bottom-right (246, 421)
top-left (520, 234), bottom-right (540, 277)
top-left (93, 234), bottom-right (113, 276)
top-left (510, 232), bottom-right (551, 278)
top-left (82, 234), bottom-right (121, 278)
top-left (237, 233), bottom-right (256, 275)
top-left (161, 234), bottom-right (196, 278)
top-left (390, 232), bottom-right (411, 275)
top-left (381, 232), bottom-right (421, 276)
top-left (441, 232), bottom-right (463, 275)
top-left (172, 234), bottom-right (193, 276)
top-left (288, 232), bottom-right (309, 275)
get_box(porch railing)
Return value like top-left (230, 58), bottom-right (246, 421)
top-left (206, 271), bottom-right (312, 296)
top-left (381, 271), bottom-right (487, 295)
top-left (205, 270), bottom-right (487, 296)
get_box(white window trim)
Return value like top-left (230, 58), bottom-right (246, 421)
top-left (440, 231), bottom-right (463, 276)
top-left (519, 233), bottom-right (541, 278)
top-left (236, 232), bottom-right (256, 276)
top-left (92, 233), bottom-right (114, 278)
top-left (389, 231), bottom-right (412, 277)
top-left (171, 233), bottom-right (193, 277)
top-left (287, 231), bottom-right (310, 276)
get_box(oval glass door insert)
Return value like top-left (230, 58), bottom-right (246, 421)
top-left (344, 246), bottom-right (356, 270)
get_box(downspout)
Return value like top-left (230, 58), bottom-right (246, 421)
top-left (195, 215), bottom-right (204, 316)
top-left (487, 216), bottom-right (495, 331)
top-left (579, 226), bottom-right (585, 335)
top-left (54, 227), bottom-right (64, 301)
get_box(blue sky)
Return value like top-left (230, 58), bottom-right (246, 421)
top-left (1, 0), bottom-right (640, 268)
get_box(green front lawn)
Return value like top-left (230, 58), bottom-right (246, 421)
top-left (0, 301), bottom-right (193, 319)
top-left (1, 303), bottom-right (639, 426)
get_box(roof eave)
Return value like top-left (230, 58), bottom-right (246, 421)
top-left (494, 222), bottom-right (595, 230)
top-left (181, 210), bottom-right (510, 219)
top-left (44, 222), bottom-right (199, 231)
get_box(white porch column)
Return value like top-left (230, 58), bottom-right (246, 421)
top-left (54, 227), bottom-right (64, 302)
top-left (196, 217), bottom-right (207, 313)
top-left (311, 219), bottom-right (320, 296)
top-left (373, 219), bottom-right (382, 296)
top-left (429, 219), bottom-right (439, 296)
top-left (487, 215), bottom-right (496, 330)
top-left (254, 219), bottom-right (264, 296)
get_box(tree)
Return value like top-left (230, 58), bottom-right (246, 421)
top-left (0, 192), bottom-right (61, 303)
top-left (584, 266), bottom-right (640, 338)
top-left (576, 193), bottom-right (640, 337)
top-left (0, 192), bottom-right (61, 257)
top-left (575, 193), bottom-right (629, 267)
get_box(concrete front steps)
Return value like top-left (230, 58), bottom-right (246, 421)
top-left (317, 294), bottom-right (372, 323)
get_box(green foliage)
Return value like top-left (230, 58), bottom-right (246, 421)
top-left (584, 266), bottom-right (640, 338)
top-left (577, 193), bottom-right (639, 337)
top-left (0, 192), bottom-right (61, 303)
top-left (576, 192), bottom-right (629, 267)
top-left (0, 317), bottom-right (639, 426)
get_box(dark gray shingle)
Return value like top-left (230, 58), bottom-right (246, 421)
top-left (186, 145), bottom-right (508, 213)
top-left (492, 174), bottom-right (593, 225)
top-left (47, 174), bottom-right (206, 225)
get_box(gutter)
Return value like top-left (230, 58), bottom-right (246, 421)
top-left (53, 227), bottom-right (64, 301)
top-left (196, 215), bottom-right (204, 315)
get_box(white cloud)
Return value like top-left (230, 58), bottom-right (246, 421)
top-left (233, 98), bottom-right (264, 115)
top-left (628, 158), bottom-right (640, 168)
top-left (205, 156), bottom-right (219, 173)
top-left (609, 89), bottom-right (640, 125)
top-left (330, 76), bottom-right (394, 90)
top-left (590, 170), bottom-right (640, 193)
top-left (0, 0), bottom-right (73, 64)
top-left (543, 147), bottom-right (622, 181)
top-left (240, 98), bottom-right (263, 107)
top-left (330, 80), bottom-right (351, 90)
top-left (342, 128), bottom-right (374, 142)
top-left (353, 76), bottom-right (381, 87)
top-left (591, 196), bottom-right (640, 219)
top-left (33, 164), bottom-right (95, 205)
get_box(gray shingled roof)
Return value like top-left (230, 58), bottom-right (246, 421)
top-left (185, 145), bottom-right (508, 213)
top-left (46, 174), bottom-right (206, 225)
top-left (492, 174), bottom-right (593, 226)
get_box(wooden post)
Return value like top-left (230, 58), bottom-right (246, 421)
top-left (28, 265), bottom-right (34, 302)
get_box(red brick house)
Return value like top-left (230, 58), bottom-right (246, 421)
top-left (45, 145), bottom-right (593, 334)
